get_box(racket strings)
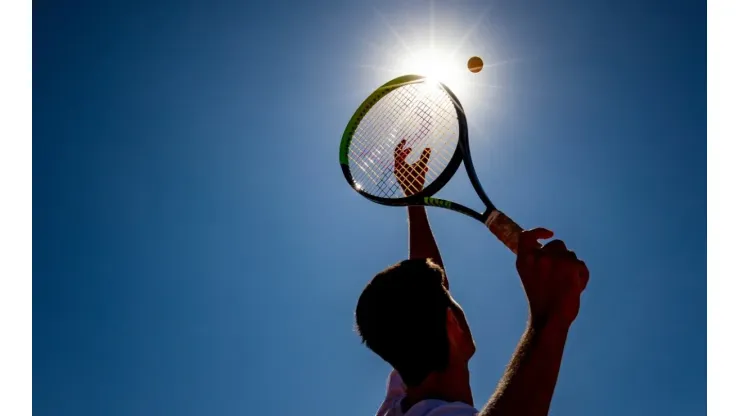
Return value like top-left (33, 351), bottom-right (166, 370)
top-left (351, 112), bottom-right (453, 194)
top-left (351, 88), bottom-right (454, 182)
top-left (348, 81), bottom-right (459, 199)
top-left (351, 116), bottom-right (452, 197)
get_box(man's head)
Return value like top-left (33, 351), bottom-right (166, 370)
top-left (355, 258), bottom-right (476, 387)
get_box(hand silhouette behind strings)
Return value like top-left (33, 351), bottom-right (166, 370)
top-left (394, 139), bottom-right (432, 197)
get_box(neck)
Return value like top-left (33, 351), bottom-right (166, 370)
top-left (402, 363), bottom-right (473, 411)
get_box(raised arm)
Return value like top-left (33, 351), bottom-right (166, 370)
top-left (407, 206), bottom-right (444, 270)
top-left (394, 140), bottom-right (446, 286)
top-left (480, 228), bottom-right (590, 416)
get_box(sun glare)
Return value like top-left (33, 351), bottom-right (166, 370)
top-left (362, 4), bottom-right (507, 131)
top-left (400, 48), bottom-right (460, 86)
top-left (396, 47), bottom-right (475, 100)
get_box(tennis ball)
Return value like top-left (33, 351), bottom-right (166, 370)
top-left (467, 56), bottom-right (484, 73)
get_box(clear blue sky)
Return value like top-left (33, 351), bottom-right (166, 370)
top-left (34, 0), bottom-right (705, 415)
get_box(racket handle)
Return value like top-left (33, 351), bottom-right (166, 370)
top-left (484, 210), bottom-right (523, 254)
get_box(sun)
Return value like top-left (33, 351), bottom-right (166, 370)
top-left (399, 48), bottom-right (464, 89)
top-left (363, 5), bottom-right (503, 108)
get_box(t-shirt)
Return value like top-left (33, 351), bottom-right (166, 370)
top-left (375, 370), bottom-right (479, 416)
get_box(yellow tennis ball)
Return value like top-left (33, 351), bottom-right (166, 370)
top-left (467, 56), bottom-right (484, 73)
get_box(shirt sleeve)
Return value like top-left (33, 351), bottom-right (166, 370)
top-left (375, 370), bottom-right (406, 416)
top-left (426, 402), bottom-right (479, 416)
top-left (385, 370), bottom-right (406, 400)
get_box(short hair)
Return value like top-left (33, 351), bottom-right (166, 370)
top-left (355, 258), bottom-right (452, 386)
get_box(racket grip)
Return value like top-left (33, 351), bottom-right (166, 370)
top-left (484, 210), bottom-right (523, 254)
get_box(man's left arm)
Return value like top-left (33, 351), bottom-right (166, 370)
top-left (408, 206), bottom-right (444, 267)
top-left (395, 141), bottom-right (448, 288)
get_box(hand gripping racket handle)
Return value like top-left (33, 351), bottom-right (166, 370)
top-left (484, 210), bottom-right (524, 254)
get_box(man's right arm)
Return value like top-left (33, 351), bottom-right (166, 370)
top-left (479, 320), bottom-right (571, 416)
top-left (479, 229), bottom-right (590, 416)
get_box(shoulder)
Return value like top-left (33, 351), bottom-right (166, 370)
top-left (376, 371), bottom-right (478, 416)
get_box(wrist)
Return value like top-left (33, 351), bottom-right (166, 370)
top-left (528, 313), bottom-right (573, 333)
top-left (407, 206), bottom-right (428, 219)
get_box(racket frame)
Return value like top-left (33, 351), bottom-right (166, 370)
top-left (339, 74), bottom-right (522, 252)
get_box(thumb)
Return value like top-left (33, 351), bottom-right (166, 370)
top-left (518, 227), bottom-right (554, 254)
top-left (413, 148), bottom-right (432, 174)
top-left (419, 148), bottom-right (431, 166)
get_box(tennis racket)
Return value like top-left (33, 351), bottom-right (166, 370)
top-left (339, 74), bottom-right (524, 254)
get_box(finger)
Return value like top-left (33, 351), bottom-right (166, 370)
top-left (419, 148), bottom-right (431, 166)
top-left (518, 227), bottom-right (554, 254)
top-left (394, 140), bottom-right (408, 161)
top-left (395, 147), bottom-right (412, 162)
top-left (398, 157), bottom-right (414, 179)
top-left (397, 149), bottom-right (412, 168)
top-left (552, 256), bottom-right (579, 280)
top-left (542, 240), bottom-right (568, 255)
top-left (395, 150), bottom-right (413, 172)
top-left (516, 228), bottom-right (553, 273)
top-left (395, 139), bottom-right (407, 154)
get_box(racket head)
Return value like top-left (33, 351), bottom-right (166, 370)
top-left (339, 75), bottom-right (469, 206)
